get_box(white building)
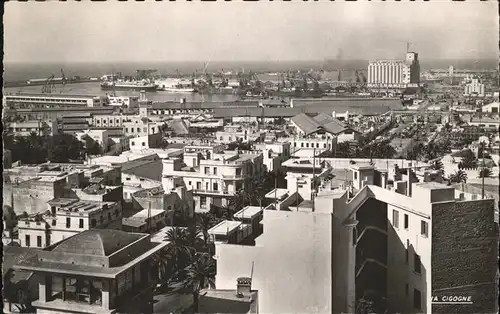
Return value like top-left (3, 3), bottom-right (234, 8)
top-left (367, 52), bottom-right (420, 90)
top-left (6, 120), bottom-right (57, 136)
top-left (122, 208), bottom-right (166, 233)
top-left (17, 199), bottom-right (122, 249)
top-left (214, 163), bottom-right (497, 314)
top-left (464, 78), bottom-right (485, 97)
top-left (481, 102), bottom-right (499, 113)
top-left (4, 93), bottom-right (102, 109)
top-left (107, 96), bottom-right (139, 108)
top-left (162, 145), bottom-right (264, 211)
top-left (253, 142), bottom-right (291, 173)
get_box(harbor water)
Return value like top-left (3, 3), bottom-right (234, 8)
top-left (3, 82), bottom-right (242, 103)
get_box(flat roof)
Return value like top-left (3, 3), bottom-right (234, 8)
top-left (129, 208), bottom-right (165, 218)
top-left (6, 93), bottom-right (98, 99)
top-left (265, 188), bottom-right (289, 200)
top-left (233, 206), bottom-right (263, 219)
top-left (208, 220), bottom-right (242, 235)
top-left (199, 289), bottom-right (257, 303)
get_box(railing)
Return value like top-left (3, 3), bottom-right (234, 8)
top-left (356, 258), bottom-right (387, 278)
top-left (356, 225), bottom-right (387, 243)
top-left (221, 174), bottom-right (245, 180)
top-left (192, 189), bottom-right (232, 195)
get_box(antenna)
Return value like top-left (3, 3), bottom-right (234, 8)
top-left (312, 149), bottom-right (316, 212)
top-left (250, 261), bottom-right (254, 282)
top-left (147, 202), bottom-right (152, 232)
top-left (407, 41), bottom-right (411, 53)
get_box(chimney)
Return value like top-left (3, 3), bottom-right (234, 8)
top-left (236, 277), bottom-right (252, 296)
top-left (406, 167), bottom-right (413, 197)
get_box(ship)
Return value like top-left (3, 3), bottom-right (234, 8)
top-left (100, 80), bottom-right (158, 92)
top-left (160, 86), bottom-right (197, 93)
top-left (155, 79), bottom-right (197, 93)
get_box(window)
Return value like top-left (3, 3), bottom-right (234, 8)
top-left (66, 217), bottom-right (71, 228)
top-left (236, 168), bottom-right (242, 176)
top-left (392, 210), bottom-right (399, 228)
top-left (52, 219), bottom-right (57, 226)
top-left (405, 240), bottom-right (409, 264)
top-left (213, 183), bottom-right (218, 191)
top-left (205, 167), bottom-right (210, 175)
top-left (51, 276), bottom-right (64, 300)
top-left (79, 219), bottom-right (84, 228)
top-left (125, 128), bottom-right (128, 133)
top-left (306, 143), bottom-right (309, 148)
top-left (51, 206), bottom-right (56, 215)
top-left (323, 143), bottom-right (327, 148)
top-left (189, 181), bottom-right (192, 186)
top-left (25, 235), bottom-right (31, 247)
top-left (142, 142), bottom-right (146, 146)
top-left (131, 141), bottom-right (135, 146)
top-left (196, 182), bottom-right (201, 189)
top-left (414, 253), bottom-right (421, 274)
top-left (91, 219), bottom-right (96, 228)
top-left (354, 172), bottom-right (358, 180)
top-left (413, 289), bottom-right (421, 309)
top-left (301, 143), bottom-right (304, 148)
top-left (143, 127), bottom-right (147, 133)
top-left (404, 214), bottom-right (409, 229)
top-left (421, 220), bottom-right (428, 237)
top-left (213, 167), bottom-right (217, 175)
top-left (36, 235), bottom-right (42, 247)
top-left (137, 127), bottom-right (140, 133)
top-left (200, 196), bottom-right (207, 208)
top-left (206, 182), bottom-right (209, 190)
top-left (294, 142), bottom-right (297, 147)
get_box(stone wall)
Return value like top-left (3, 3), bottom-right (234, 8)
top-left (431, 199), bottom-right (498, 314)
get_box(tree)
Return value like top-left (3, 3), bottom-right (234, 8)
top-left (195, 213), bottom-right (217, 245)
top-left (164, 227), bottom-right (193, 275)
top-left (184, 253), bottom-right (216, 311)
top-left (458, 153), bottom-right (476, 169)
top-left (84, 137), bottom-right (102, 155)
top-left (47, 134), bottom-right (85, 162)
top-left (449, 170), bottom-right (467, 184)
top-left (430, 160), bottom-right (444, 171)
top-left (478, 167), bottom-right (492, 178)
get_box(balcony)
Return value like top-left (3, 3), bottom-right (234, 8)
top-left (221, 174), bottom-right (245, 180)
top-left (192, 189), bottom-right (233, 196)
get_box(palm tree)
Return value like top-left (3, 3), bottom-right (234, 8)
top-left (184, 253), bottom-right (216, 311)
top-left (151, 249), bottom-right (171, 286)
top-left (430, 160), bottom-right (444, 171)
top-left (448, 170), bottom-right (467, 184)
top-left (164, 227), bottom-right (192, 275)
top-left (195, 213), bottom-right (217, 245)
top-left (478, 167), bottom-right (492, 178)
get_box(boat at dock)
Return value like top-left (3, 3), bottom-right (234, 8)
top-left (100, 80), bottom-right (158, 92)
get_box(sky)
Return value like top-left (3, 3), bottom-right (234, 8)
top-left (4, 1), bottom-right (499, 63)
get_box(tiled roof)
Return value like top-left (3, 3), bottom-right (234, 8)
top-left (291, 113), bottom-right (321, 135)
top-left (312, 112), bottom-right (336, 125)
top-left (122, 157), bottom-right (163, 181)
top-left (52, 229), bottom-right (144, 256)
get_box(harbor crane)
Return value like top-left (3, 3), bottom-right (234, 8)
top-left (41, 74), bottom-right (55, 94)
top-left (60, 68), bottom-right (67, 94)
